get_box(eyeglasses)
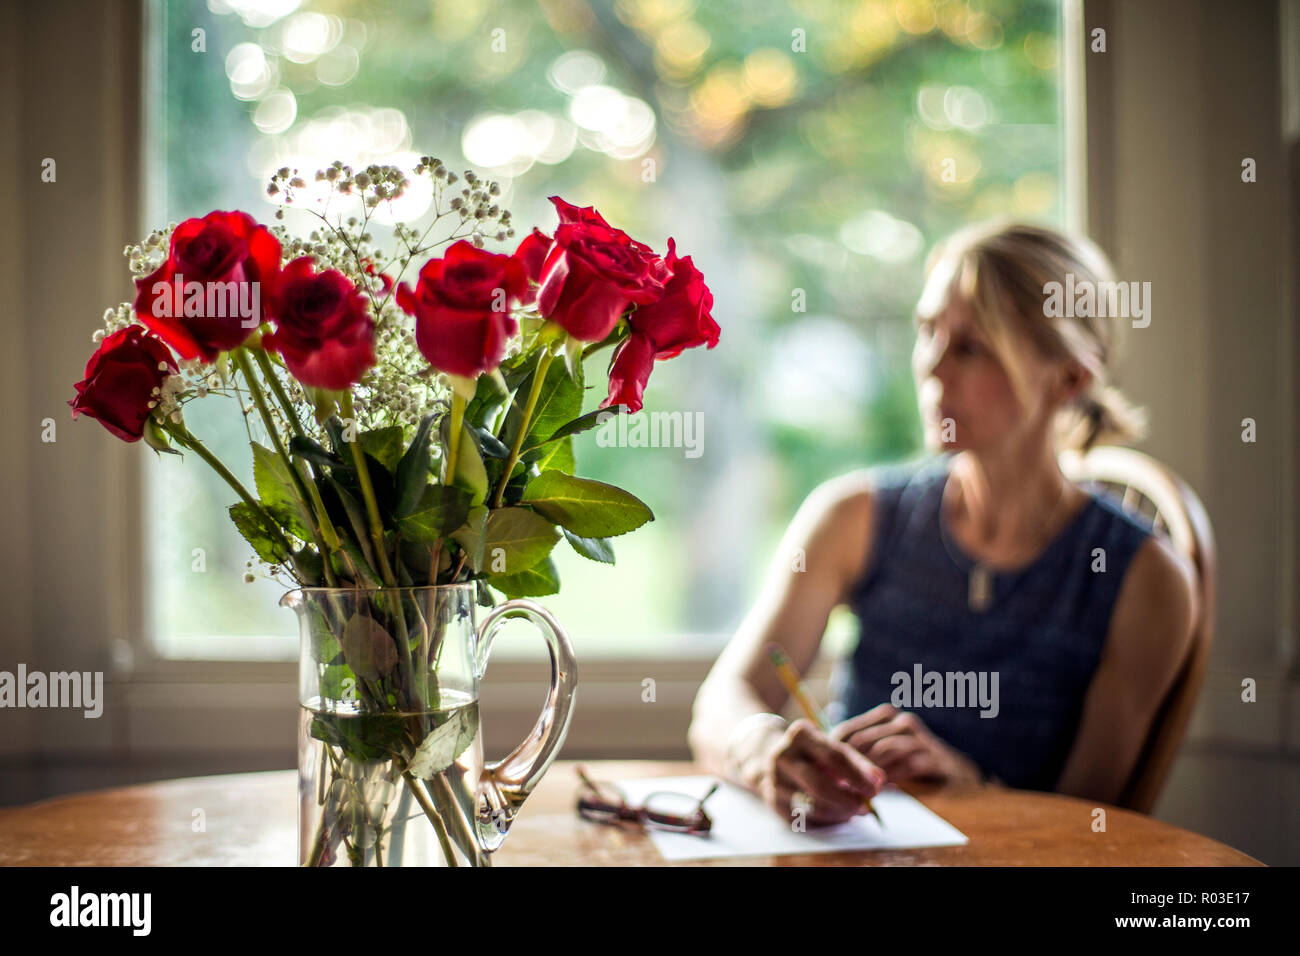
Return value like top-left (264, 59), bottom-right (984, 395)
top-left (575, 765), bottom-right (720, 835)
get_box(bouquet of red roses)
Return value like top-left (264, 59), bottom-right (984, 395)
top-left (71, 159), bottom-right (719, 598)
top-left (69, 158), bottom-right (719, 867)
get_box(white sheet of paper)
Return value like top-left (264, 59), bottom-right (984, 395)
top-left (611, 775), bottom-right (968, 862)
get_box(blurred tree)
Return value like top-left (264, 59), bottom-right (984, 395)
top-left (150, 0), bottom-right (1062, 655)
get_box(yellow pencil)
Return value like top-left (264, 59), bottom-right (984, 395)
top-left (765, 643), bottom-right (883, 827)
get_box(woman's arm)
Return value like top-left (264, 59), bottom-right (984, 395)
top-left (688, 471), bottom-right (876, 790)
top-left (1052, 534), bottom-right (1198, 805)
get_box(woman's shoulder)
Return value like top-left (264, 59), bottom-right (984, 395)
top-left (801, 453), bottom-right (944, 524)
top-left (1112, 530), bottom-right (1199, 623)
top-left (798, 454), bottom-right (948, 596)
top-left (1073, 527), bottom-right (1200, 771)
top-left (1098, 522), bottom-right (1199, 681)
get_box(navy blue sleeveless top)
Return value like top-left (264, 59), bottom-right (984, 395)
top-left (827, 451), bottom-right (1155, 791)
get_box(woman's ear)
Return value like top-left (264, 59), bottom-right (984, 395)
top-left (1054, 360), bottom-right (1093, 408)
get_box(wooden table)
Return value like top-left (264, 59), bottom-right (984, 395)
top-left (0, 760), bottom-right (1262, 866)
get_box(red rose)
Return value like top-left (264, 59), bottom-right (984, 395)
top-left (550, 196), bottom-right (619, 230)
top-left (512, 227), bottom-right (553, 307)
top-left (600, 238), bottom-right (719, 414)
top-left (134, 210), bottom-right (281, 362)
top-left (534, 197), bottom-right (672, 341)
top-left (360, 257), bottom-right (395, 294)
top-left (395, 240), bottom-right (528, 378)
top-left (69, 325), bottom-right (179, 442)
top-left (263, 257), bottom-right (377, 391)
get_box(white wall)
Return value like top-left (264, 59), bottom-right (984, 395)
top-left (0, 0), bottom-right (1295, 865)
top-left (1084, 0), bottom-right (1299, 864)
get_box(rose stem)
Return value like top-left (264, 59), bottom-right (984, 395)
top-left (403, 774), bottom-right (460, 866)
top-left (490, 348), bottom-right (554, 509)
top-left (252, 346), bottom-right (342, 583)
top-left (231, 348), bottom-right (334, 572)
top-left (429, 389), bottom-right (464, 590)
top-left (303, 819), bottom-right (327, 867)
top-left (163, 422), bottom-right (302, 577)
top-left (338, 391), bottom-right (416, 705)
top-left (429, 772), bottom-right (488, 867)
top-left (444, 390), bottom-right (465, 485)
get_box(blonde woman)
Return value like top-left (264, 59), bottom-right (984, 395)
top-left (689, 221), bottom-right (1198, 824)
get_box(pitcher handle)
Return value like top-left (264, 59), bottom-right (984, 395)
top-left (473, 599), bottom-right (577, 853)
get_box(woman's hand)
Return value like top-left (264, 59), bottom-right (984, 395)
top-left (753, 718), bottom-right (887, 827)
top-left (829, 704), bottom-right (984, 787)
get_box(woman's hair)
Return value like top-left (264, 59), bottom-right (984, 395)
top-left (919, 219), bottom-right (1148, 454)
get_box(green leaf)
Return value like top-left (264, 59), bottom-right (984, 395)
top-left (339, 613), bottom-right (398, 681)
top-left (450, 422), bottom-right (488, 505)
top-left (531, 354), bottom-right (584, 443)
top-left (464, 368), bottom-right (510, 431)
top-left (562, 527), bottom-right (615, 564)
top-left (359, 426), bottom-right (405, 472)
top-left (309, 713), bottom-right (408, 763)
top-left (324, 415), bottom-right (352, 458)
top-left (395, 413), bottom-right (437, 517)
top-left (394, 533), bottom-right (416, 586)
top-left (335, 537), bottom-right (382, 586)
top-left (562, 332), bottom-right (585, 380)
top-left (406, 705), bottom-right (480, 778)
top-left (251, 442), bottom-right (312, 540)
top-left (520, 471), bottom-right (653, 538)
top-left (399, 536), bottom-right (449, 583)
top-left (329, 450), bottom-right (397, 520)
top-left (327, 479), bottom-right (378, 572)
top-left (228, 502), bottom-right (289, 564)
top-left (264, 503), bottom-right (308, 543)
top-left (535, 434), bottom-right (574, 474)
top-left (530, 407), bottom-right (616, 449)
top-left (499, 351), bottom-right (533, 390)
top-left (309, 715), bottom-right (346, 751)
top-left (489, 554), bottom-right (560, 598)
top-left (320, 663), bottom-right (356, 701)
top-left (396, 485), bottom-right (472, 546)
top-left (292, 546), bottom-right (325, 585)
top-left (142, 417), bottom-right (181, 456)
top-left (502, 353), bottom-right (583, 450)
top-left (289, 435), bottom-right (342, 470)
top-left (482, 506), bottom-right (561, 574)
top-left (470, 425), bottom-right (511, 459)
top-left (450, 505), bottom-right (488, 573)
top-left (307, 604), bottom-right (342, 666)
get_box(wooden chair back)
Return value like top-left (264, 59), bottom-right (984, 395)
top-left (1058, 445), bottom-right (1216, 814)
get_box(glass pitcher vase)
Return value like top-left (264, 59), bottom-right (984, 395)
top-left (282, 583), bottom-right (577, 867)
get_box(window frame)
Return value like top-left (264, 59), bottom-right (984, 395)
top-left (121, 0), bottom-right (1084, 758)
top-left (54, 0), bottom-right (1158, 767)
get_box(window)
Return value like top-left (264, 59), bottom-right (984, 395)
top-left (146, 0), bottom-right (1065, 662)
